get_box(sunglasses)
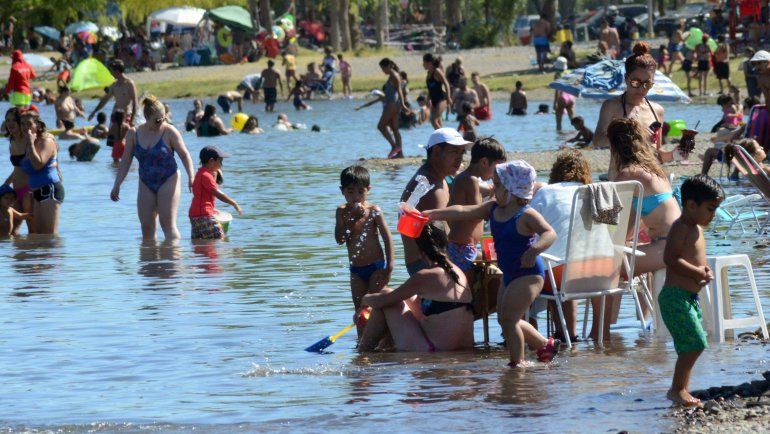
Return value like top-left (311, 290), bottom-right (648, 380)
top-left (154, 117), bottom-right (165, 124)
top-left (628, 79), bottom-right (655, 90)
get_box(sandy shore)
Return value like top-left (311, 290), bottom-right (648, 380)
top-left (361, 135), bottom-right (715, 178)
top-left (668, 340), bottom-right (770, 433)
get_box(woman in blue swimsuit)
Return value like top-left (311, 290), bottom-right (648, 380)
top-left (359, 224), bottom-right (475, 352)
top-left (608, 118), bottom-right (680, 277)
top-left (111, 95), bottom-right (195, 241)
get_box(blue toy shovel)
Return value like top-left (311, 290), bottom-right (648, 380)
top-left (305, 308), bottom-right (371, 352)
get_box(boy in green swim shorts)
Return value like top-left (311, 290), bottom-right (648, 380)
top-left (660, 174), bottom-right (724, 407)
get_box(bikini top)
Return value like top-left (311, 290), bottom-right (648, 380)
top-left (10, 153), bottom-right (24, 167)
top-left (621, 93), bottom-right (661, 145)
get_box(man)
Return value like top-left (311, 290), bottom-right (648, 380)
top-left (237, 73), bottom-right (262, 103)
top-left (599, 20), bottom-right (620, 59)
top-left (88, 60), bottom-right (138, 126)
top-left (713, 34), bottom-right (732, 94)
top-left (532, 15), bottom-right (552, 72)
top-left (2, 16), bottom-right (14, 49)
top-left (471, 72), bottom-right (491, 121)
top-left (508, 81), bottom-right (527, 115)
top-left (753, 50), bottom-right (770, 105)
top-left (260, 60), bottom-right (283, 112)
top-left (451, 77), bottom-right (479, 116)
top-left (216, 90), bottom-right (244, 114)
top-left (400, 128), bottom-right (473, 275)
top-left (5, 50), bottom-right (36, 108)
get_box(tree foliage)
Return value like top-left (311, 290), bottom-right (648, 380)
top-left (1, 0), bottom-right (105, 28)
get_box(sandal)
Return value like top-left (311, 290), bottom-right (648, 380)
top-left (536, 337), bottom-right (559, 362)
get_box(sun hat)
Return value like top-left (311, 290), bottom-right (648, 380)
top-left (495, 160), bottom-right (537, 200)
top-left (200, 145), bottom-right (230, 164)
top-left (553, 56), bottom-right (568, 71)
top-left (425, 127), bottom-right (473, 150)
top-left (751, 50), bottom-right (770, 62)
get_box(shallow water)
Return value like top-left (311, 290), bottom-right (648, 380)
top-left (1, 98), bottom-right (769, 433)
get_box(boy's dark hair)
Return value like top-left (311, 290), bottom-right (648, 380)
top-left (340, 165), bottom-right (370, 188)
top-left (96, 112), bottom-right (106, 123)
top-left (515, 81), bottom-right (522, 89)
top-left (416, 94), bottom-right (426, 103)
top-left (267, 59), bottom-right (274, 67)
top-left (538, 103), bottom-right (549, 112)
top-left (109, 59), bottom-right (125, 73)
top-left (681, 174), bottom-right (724, 205)
top-left (571, 115), bottom-right (584, 126)
top-left (470, 137), bottom-right (506, 164)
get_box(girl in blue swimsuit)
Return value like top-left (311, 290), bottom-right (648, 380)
top-left (426, 160), bottom-right (560, 367)
top-left (111, 95), bottom-right (195, 241)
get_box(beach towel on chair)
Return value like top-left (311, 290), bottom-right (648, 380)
top-left (587, 182), bottom-right (624, 225)
top-left (745, 104), bottom-right (770, 152)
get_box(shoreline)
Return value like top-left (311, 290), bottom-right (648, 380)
top-left (361, 135), bottom-right (715, 178)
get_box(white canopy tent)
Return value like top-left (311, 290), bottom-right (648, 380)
top-left (146, 6), bottom-right (206, 35)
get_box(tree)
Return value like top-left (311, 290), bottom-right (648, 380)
top-left (248, 0), bottom-right (260, 32)
top-left (447, 0), bottom-right (462, 29)
top-left (375, 0), bottom-right (387, 47)
top-left (329, 0), bottom-right (341, 51)
top-left (259, 0), bottom-right (272, 31)
top-left (339, 0), bottom-right (352, 51)
top-left (430, 0), bottom-right (442, 26)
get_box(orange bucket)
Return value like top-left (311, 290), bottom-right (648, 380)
top-left (397, 209), bottom-right (429, 238)
top-left (482, 236), bottom-right (497, 261)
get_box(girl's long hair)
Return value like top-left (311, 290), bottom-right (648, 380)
top-left (607, 118), bottom-right (666, 179)
top-left (415, 224), bottom-right (460, 284)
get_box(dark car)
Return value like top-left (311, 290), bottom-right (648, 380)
top-left (585, 4), bottom-right (651, 40)
top-left (654, 2), bottom-right (712, 37)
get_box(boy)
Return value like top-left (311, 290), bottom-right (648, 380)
top-left (416, 94), bottom-right (430, 125)
top-left (565, 116), bottom-right (594, 148)
top-left (282, 52), bottom-right (297, 88)
top-left (660, 174), bottom-right (724, 407)
top-left (260, 60), bottom-right (283, 112)
top-left (0, 184), bottom-right (29, 236)
top-left (446, 137), bottom-right (507, 280)
top-left (189, 146), bottom-right (243, 240)
top-left (91, 112), bottom-right (109, 139)
top-left (335, 166), bottom-right (394, 334)
top-left (508, 81), bottom-right (527, 115)
top-left (713, 35), bottom-right (732, 94)
top-left (696, 36), bottom-right (712, 96)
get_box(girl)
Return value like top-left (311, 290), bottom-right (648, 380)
top-left (719, 95), bottom-right (743, 130)
top-left (361, 58), bottom-right (410, 159)
top-left (657, 44), bottom-right (669, 75)
top-left (425, 160), bottom-right (558, 367)
top-left (107, 109), bottom-right (129, 165)
top-left (457, 101), bottom-right (479, 142)
top-left (241, 115), bottom-right (263, 134)
top-left (724, 138), bottom-right (769, 175)
top-left (287, 80), bottom-right (309, 110)
top-left (423, 53), bottom-right (452, 129)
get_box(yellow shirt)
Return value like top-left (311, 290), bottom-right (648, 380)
top-left (283, 54), bottom-right (296, 70)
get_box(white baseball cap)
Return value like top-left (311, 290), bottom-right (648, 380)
top-left (751, 50), bottom-right (770, 62)
top-left (553, 56), bottom-right (568, 71)
top-left (426, 127), bottom-right (474, 150)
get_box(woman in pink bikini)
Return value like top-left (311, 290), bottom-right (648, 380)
top-left (2, 107), bottom-right (32, 233)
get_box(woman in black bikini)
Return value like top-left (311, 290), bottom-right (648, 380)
top-left (423, 54), bottom-right (452, 129)
top-left (359, 224), bottom-right (474, 352)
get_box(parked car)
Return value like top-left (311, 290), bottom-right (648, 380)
top-left (585, 4), bottom-right (652, 40)
top-left (653, 2), bottom-right (712, 37)
top-left (514, 13), bottom-right (562, 45)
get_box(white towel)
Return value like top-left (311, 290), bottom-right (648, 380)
top-left (588, 182), bottom-right (623, 225)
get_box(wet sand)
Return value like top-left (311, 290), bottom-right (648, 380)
top-left (362, 135), bottom-right (716, 178)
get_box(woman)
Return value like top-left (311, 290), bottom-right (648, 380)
top-left (196, 104), bottom-right (230, 137)
top-left (359, 224), bottom-right (474, 352)
top-left (359, 58), bottom-right (409, 159)
top-left (241, 115), bottom-right (263, 134)
top-left (19, 110), bottom-right (63, 234)
top-left (3, 107), bottom-right (32, 233)
top-left (593, 42), bottom-right (671, 164)
top-left (530, 149), bottom-right (593, 342)
top-left (423, 53), bottom-right (452, 129)
top-left (608, 117), bottom-right (680, 276)
top-left (111, 95), bottom-right (195, 241)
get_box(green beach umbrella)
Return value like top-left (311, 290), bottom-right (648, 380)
top-left (69, 58), bottom-right (115, 92)
top-left (205, 6), bottom-right (255, 34)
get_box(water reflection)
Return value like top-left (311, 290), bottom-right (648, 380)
top-left (138, 239), bottom-right (182, 286)
top-left (192, 239), bottom-right (223, 275)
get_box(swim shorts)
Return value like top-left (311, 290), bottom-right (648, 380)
top-left (349, 260), bottom-right (387, 282)
top-left (682, 59), bottom-right (693, 72)
top-left (264, 87), bottom-right (277, 105)
top-left (658, 285), bottom-right (708, 354)
top-left (474, 105), bottom-right (491, 121)
top-left (62, 119), bottom-right (74, 131)
top-left (10, 91), bottom-right (31, 108)
top-left (697, 60), bottom-right (710, 72)
top-left (33, 182), bottom-right (65, 203)
top-left (447, 242), bottom-right (478, 271)
top-left (715, 61), bottom-right (730, 79)
top-left (190, 216), bottom-right (224, 239)
top-left (216, 95), bottom-right (231, 113)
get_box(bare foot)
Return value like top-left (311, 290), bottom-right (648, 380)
top-left (387, 147), bottom-right (403, 159)
top-left (667, 389), bottom-right (702, 407)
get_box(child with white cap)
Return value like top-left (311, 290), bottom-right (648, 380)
top-left (425, 160), bottom-right (559, 367)
top-left (751, 50), bottom-right (770, 105)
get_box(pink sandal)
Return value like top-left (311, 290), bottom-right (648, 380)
top-left (536, 337), bottom-right (559, 362)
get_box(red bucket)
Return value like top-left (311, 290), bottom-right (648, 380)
top-left (397, 208), bottom-right (429, 238)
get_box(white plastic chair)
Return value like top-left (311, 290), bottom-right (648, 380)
top-left (539, 181), bottom-right (644, 348)
top-left (710, 193), bottom-right (768, 236)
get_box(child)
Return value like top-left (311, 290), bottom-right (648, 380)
top-left (660, 174), bottom-right (724, 407)
top-left (425, 160), bottom-right (558, 367)
top-left (719, 95), bottom-right (743, 130)
top-left (446, 137), bottom-right (507, 281)
top-left (657, 44), bottom-right (670, 75)
top-left (416, 94), bottom-right (430, 125)
top-left (0, 184), bottom-right (29, 237)
top-left (508, 81), bottom-right (527, 115)
top-left (276, 113), bottom-right (297, 129)
top-left (338, 53), bottom-right (352, 98)
top-left (189, 146), bottom-right (243, 240)
top-left (535, 104), bottom-right (549, 115)
top-left (287, 81), bottom-right (309, 110)
top-left (91, 112), bottom-right (109, 139)
top-left (696, 35), bottom-right (712, 96)
top-left (107, 109), bottom-right (129, 165)
top-left (457, 102), bottom-right (479, 142)
top-left (282, 52), bottom-right (297, 88)
top-left (334, 166), bottom-right (394, 335)
top-left (683, 48), bottom-right (696, 97)
top-left (241, 115), bottom-right (263, 134)
top-left (565, 116), bottom-right (594, 148)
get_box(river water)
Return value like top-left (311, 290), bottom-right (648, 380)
top-left (1, 98), bottom-right (769, 433)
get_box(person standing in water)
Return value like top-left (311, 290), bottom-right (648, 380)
top-left (471, 72), bottom-right (492, 120)
top-left (532, 15), bottom-right (552, 72)
top-left (423, 54), bottom-right (452, 129)
top-left (356, 58), bottom-right (410, 159)
top-left (261, 60), bottom-right (283, 112)
top-left (5, 50), bottom-right (36, 109)
top-left (88, 60), bottom-right (138, 127)
top-left (338, 53), bottom-right (352, 99)
top-left (185, 99), bottom-right (203, 132)
top-left (508, 81), bottom-right (528, 115)
top-left (110, 95), bottom-right (195, 241)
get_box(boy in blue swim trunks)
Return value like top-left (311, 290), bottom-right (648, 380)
top-left (335, 166), bottom-right (395, 336)
top-left (660, 174), bottom-right (723, 407)
top-left (447, 137), bottom-right (506, 281)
